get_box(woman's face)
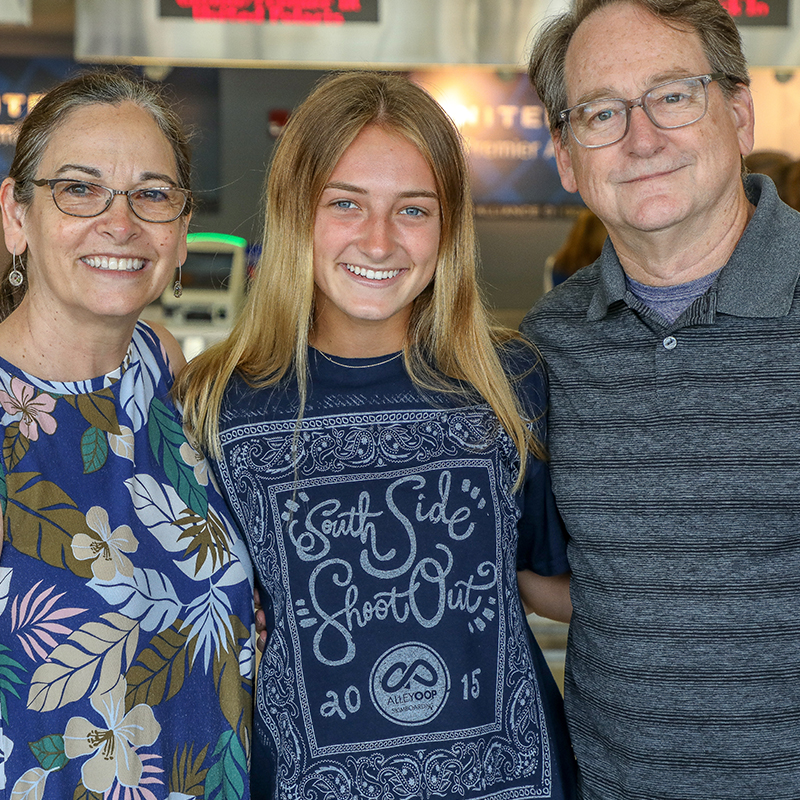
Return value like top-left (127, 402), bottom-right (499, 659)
top-left (2, 101), bottom-right (189, 327)
top-left (311, 125), bottom-right (441, 354)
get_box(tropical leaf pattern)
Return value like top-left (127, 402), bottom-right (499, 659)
top-left (28, 734), bottom-right (68, 772)
top-left (79, 426), bottom-right (108, 474)
top-left (70, 782), bottom-right (105, 800)
top-left (4, 421), bottom-right (30, 471)
top-left (184, 580), bottom-right (235, 674)
top-left (0, 566), bottom-right (10, 617)
top-left (205, 730), bottom-right (247, 800)
top-left (126, 474), bottom-right (240, 582)
top-left (5, 472), bottom-right (93, 578)
top-left (175, 506), bottom-right (232, 576)
top-left (212, 615), bottom-right (253, 746)
top-left (170, 741), bottom-right (209, 797)
top-left (148, 397), bottom-right (208, 519)
top-left (117, 334), bottom-right (162, 433)
top-left (125, 621), bottom-right (191, 710)
top-left (76, 390), bottom-right (120, 436)
top-left (1, 322), bottom-right (253, 799)
top-left (27, 612), bottom-right (139, 712)
top-left (0, 642), bottom-right (26, 723)
top-left (0, 729), bottom-right (13, 787)
top-left (88, 568), bottom-right (181, 634)
top-left (9, 580), bottom-right (86, 661)
top-left (107, 425), bottom-right (135, 463)
top-left (9, 766), bottom-right (49, 800)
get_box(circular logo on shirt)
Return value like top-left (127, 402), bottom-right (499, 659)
top-left (369, 642), bottom-right (450, 726)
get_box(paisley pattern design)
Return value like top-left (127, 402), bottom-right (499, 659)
top-left (0, 322), bottom-right (254, 800)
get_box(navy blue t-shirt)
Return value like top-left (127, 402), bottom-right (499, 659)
top-left (214, 344), bottom-right (575, 800)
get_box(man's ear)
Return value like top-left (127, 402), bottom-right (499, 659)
top-left (0, 178), bottom-right (28, 256)
top-left (554, 133), bottom-right (580, 194)
top-left (728, 84), bottom-right (755, 158)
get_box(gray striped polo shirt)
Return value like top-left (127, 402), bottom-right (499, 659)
top-left (521, 174), bottom-right (800, 800)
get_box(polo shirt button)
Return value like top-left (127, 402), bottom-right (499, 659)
top-left (663, 336), bottom-right (677, 350)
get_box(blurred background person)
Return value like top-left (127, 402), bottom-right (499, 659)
top-left (543, 208), bottom-right (607, 292)
top-left (782, 158), bottom-right (800, 211)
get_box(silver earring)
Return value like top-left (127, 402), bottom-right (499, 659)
top-left (8, 247), bottom-right (23, 287)
top-left (173, 261), bottom-right (183, 298)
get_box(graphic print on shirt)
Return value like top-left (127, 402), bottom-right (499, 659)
top-left (273, 460), bottom-right (503, 753)
top-left (220, 407), bottom-right (554, 799)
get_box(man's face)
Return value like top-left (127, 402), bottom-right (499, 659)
top-left (554, 2), bottom-right (754, 242)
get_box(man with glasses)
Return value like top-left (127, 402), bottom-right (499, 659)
top-left (521, 0), bottom-right (800, 798)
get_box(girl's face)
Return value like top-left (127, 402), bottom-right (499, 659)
top-left (311, 124), bottom-right (441, 354)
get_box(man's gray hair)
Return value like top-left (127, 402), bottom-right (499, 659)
top-left (528, 0), bottom-right (750, 139)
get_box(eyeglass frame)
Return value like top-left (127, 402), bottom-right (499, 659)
top-left (558, 73), bottom-right (742, 149)
top-left (30, 178), bottom-right (192, 223)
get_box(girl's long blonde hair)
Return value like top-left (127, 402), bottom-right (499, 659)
top-left (176, 71), bottom-right (545, 485)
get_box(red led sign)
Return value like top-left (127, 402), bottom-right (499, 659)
top-left (159, 0), bottom-right (379, 23)
top-left (719, 0), bottom-right (789, 25)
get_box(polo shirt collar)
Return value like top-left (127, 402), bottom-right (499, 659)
top-left (587, 174), bottom-right (800, 322)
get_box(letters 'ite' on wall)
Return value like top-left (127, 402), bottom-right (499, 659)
top-left (0, 59), bottom-right (221, 213)
top-left (410, 69), bottom-right (575, 213)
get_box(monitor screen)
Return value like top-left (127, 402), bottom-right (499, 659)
top-left (181, 250), bottom-right (235, 291)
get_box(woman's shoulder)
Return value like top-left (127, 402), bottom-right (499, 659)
top-left (138, 320), bottom-right (186, 373)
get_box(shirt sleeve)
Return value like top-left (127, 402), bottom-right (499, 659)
top-left (516, 456), bottom-right (570, 576)
top-left (508, 343), bottom-right (570, 576)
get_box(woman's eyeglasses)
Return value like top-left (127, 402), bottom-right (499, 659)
top-left (31, 178), bottom-right (191, 223)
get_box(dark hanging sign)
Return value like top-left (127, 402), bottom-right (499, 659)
top-left (159, 0), bottom-right (379, 23)
top-left (720, 0), bottom-right (789, 26)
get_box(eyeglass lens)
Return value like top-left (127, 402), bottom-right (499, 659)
top-left (568, 77), bottom-right (709, 148)
top-left (51, 180), bottom-right (187, 222)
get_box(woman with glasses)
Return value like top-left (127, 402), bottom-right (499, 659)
top-left (0, 71), bottom-right (253, 800)
top-left (177, 72), bottom-right (576, 800)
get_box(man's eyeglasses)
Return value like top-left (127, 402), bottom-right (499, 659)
top-left (559, 73), bottom-right (740, 149)
top-left (31, 178), bottom-right (191, 223)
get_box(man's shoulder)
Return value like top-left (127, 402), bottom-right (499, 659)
top-left (521, 262), bottom-right (601, 342)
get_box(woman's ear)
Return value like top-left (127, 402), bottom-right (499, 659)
top-left (178, 211), bottom-right (191, 264)
top-left (0, 178), bottom-right (27, 256)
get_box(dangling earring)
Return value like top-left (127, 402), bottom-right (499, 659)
top-left (8, 247), bottom-right (23, 287)
top-left (173, 261), bottom-right (183, 298)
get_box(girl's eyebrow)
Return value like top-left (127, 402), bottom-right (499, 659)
top-left (399, 190), bottom-right (438, 200)
top-left (324, 180), bottom-right (364, 194)
top-left (323, 180), bottom-right (438, 200)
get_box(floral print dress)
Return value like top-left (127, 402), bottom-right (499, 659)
top-left (0, 322), bottom-right (254, 800)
